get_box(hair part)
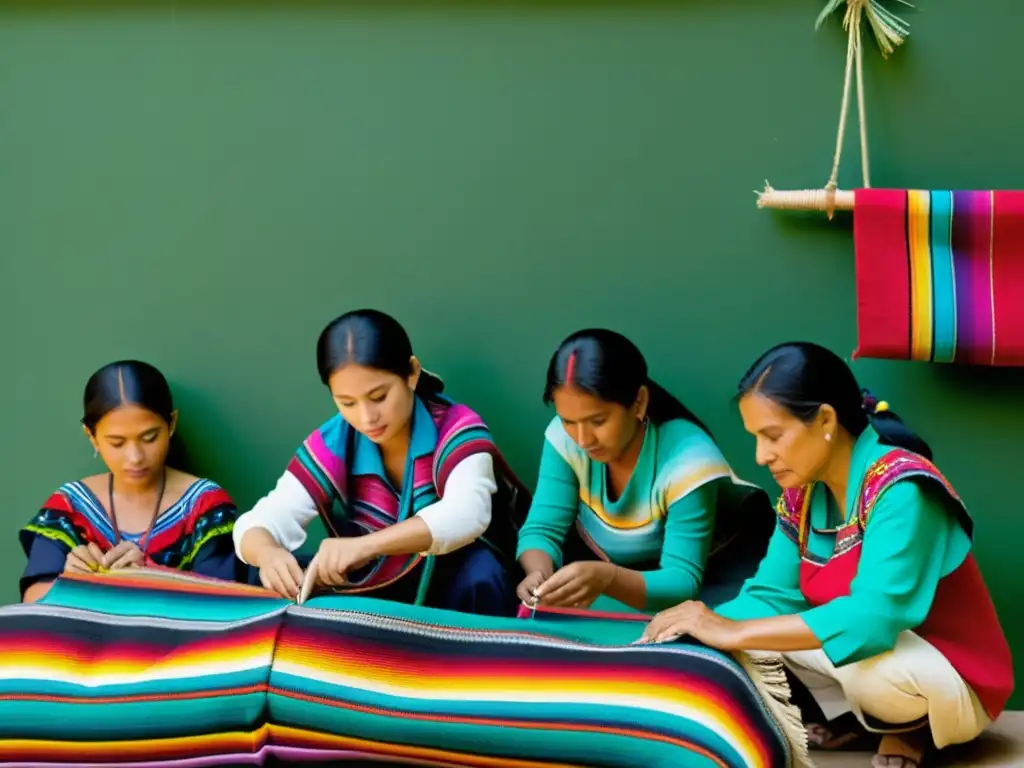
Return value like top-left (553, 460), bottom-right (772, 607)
top-left (315, 309), bottom-right (444, 398)
top-left (737, 341), bottom-right (932, 459)
top-left (82, 360), bottom-right (192, 470)
top-left (543, 328), bottom-right (712, 435)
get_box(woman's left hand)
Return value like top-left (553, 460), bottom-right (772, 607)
top-left (101, 541), bottom-right (146, 570)
top-left (534, 561), bottom-right (616, 608)
top-left (639, 600), bottom-right (743, 649)
top-left (314, 537), bottom-right (374, 587)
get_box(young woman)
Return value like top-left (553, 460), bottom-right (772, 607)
top-left (641, 342), bottom-right (1014, 768)
top-left (232, 309), bottom-right (520, 615)
top-left (20, 361), bottom-right (243, 602)
top-left (515, 329), bottom-right (774, 614)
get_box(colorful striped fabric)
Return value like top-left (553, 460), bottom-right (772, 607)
top-left (0, 570), bottom-right (809, 768)
top-left (853, 188), bottom-right (1024, 365)
top-left (286, 395), bottom-right (499, 598)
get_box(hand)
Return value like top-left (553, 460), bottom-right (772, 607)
top-left (516, 570), bottom-right (549, 605)
top-left (534, 561), bottom-right (615, 609)
top-left (638, 600), bottom-right (742, 649)
top-left (101, 541), bottom-right (146, 570)
top-left (64, 542), bottom-right (105, 574)
top-left (257, 546), bottom-right (304, 599)
top-left (314, 537), bottom-right (374, 588)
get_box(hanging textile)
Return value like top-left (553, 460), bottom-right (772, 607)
top-left (853, 188), bottom-right (1024, 365)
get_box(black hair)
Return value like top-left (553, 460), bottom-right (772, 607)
top-left (315, 308), bottom-right (444, 398)
top-left (543, 328), bottom-right (712, 435)
top-left (736, 341), bottom-right (932, 459)
top-left (82, 360), bottom-right (191, 470)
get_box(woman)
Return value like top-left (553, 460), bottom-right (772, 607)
top-left (20, 361), bottom-right (243, 603)
top-left (515, 329), bottom-right (774, 614)
top-left (641, 342), bottom-right (1014, 768)
top-left (232, 309), bottom-right (521, 615)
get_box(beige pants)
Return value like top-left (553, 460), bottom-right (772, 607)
top-left (781, 631), bottom-right (990, 749)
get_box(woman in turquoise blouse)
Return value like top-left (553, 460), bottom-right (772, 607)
top-left (640, 342), bottom-right (1013, 768)
top-left (516, 329), bottom-right (774, 614)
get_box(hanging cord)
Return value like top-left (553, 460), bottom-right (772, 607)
top-left (824, 0), bottom-right (872, 217)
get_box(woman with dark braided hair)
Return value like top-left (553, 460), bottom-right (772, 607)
top-left (641, 342), bottom-right (1014, 768)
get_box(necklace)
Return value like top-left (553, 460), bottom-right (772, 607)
top-left (108, 468), bottom-right (166, 556)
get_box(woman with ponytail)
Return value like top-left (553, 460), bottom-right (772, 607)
top-left (516, 329), bottom-right (774, 615)
top-left (20, 361), bottom-right (243, 603)
top-left (641, 342), bottom-right (1013, 768)
top-left (234, 309), bottom-right (517, 615)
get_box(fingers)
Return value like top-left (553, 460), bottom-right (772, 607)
top-left (101, 542), bottom-right (132, 569)
top-left (260, 567), bottom-right (288, 598)
top-left (65, 551), bottom-right (93, 573)
top-left (106, 549), bottom-right (143, 570)
top-left (534, 568), bottom-right (573, 600)
top-left (537, 576), bottom-right (583, 607)
top-left (516, 572), bottom-right (545, 604)
top-left (274, 560), bottom-right (301, 598)
top-left (85, 543), bottom-right (104, 565)
top-left (320, 556), bottom-right (347, 586)
top-left (260, 562), bottom-right (299, 600)
top-left (547, 586), bottom-right (590, 608)
top-left (284, 554), bottom-right (304, 587)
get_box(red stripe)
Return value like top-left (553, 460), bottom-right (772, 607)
top-left (0, 683), bottom-right (267, 705)
top-left (991, 191), bottom-right (1024, 365)
top-left (852, 189), bottom-right (912, 361)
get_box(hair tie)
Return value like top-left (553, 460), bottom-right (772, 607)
top-left (861, 389), bottom-right (888, 415)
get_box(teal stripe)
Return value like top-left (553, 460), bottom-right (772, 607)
top-left (41, 579), bottom-right (289, 621)
top-left (0, 696), bottom-right (266, 740)
top-left (267, 696), bottom-right (727, 768)
top-left (929, 190), bottom-right (957, 362)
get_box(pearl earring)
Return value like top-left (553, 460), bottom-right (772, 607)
top-left (825, 434), bottom-right (832, 443)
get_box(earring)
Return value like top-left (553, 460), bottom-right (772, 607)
top-left (825, 433), bottom-right (832, 443)
top-left (93, 448), bottom-right (98, 457)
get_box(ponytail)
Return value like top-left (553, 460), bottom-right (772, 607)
top-left (645, 378), bottom-right (713, 437)
top-left (415, 367), bottom-right (446, 401)
top-left (861, 390), bottom-right (933, 460)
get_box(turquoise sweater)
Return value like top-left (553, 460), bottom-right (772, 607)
top-left (717, 427), bottom-right (971, 666)
top-left (517, 417), bottom-right (745, 611)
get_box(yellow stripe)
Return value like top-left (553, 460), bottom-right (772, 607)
top-left (908, 189), bottom-right (933, 361)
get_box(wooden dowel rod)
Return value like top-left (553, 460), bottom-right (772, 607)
top-left (755, 184), bottom-right (856, 216)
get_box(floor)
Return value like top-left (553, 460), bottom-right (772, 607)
top-left (814, 713), bottom-right (1023, 767)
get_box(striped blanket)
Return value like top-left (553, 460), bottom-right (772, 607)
top-left (0, 570), bottom-right (809, 768)
top-left (853, 188), bottom-right (1024, 365)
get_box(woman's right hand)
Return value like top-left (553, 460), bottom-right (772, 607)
top-left (64, 543), bottom-right (105, 574)
top-left (257, 546), bottom-right (305, 599)
top-left (516, 570), bottom-right (548, 605)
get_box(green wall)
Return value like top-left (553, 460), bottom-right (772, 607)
top-left (3, 1), bottom-right (1022, 706)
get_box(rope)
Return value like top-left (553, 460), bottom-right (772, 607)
top-left (824, 0), bottom-right (873, 216)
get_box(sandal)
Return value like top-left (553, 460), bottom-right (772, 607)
top-left (872, 732), bottom-right (930, 767)
top-left (805, 712), bottom-right (878, 752)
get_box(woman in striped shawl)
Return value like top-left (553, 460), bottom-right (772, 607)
top-left (233, 309), bottom-right (520, 615)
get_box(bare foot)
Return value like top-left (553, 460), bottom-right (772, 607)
top-left (871, 732), bottom-right (927, 767)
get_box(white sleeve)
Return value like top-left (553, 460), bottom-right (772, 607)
top-left (416, 452), bottom-right (496, 556)
top-left (232, 472), bottom-right (321, 565)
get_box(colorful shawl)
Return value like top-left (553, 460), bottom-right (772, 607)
top-left (0, 569), bottom-right (810, 768)
top-left (20, 479), bottom-right (237, 570)
top-left (285, 395), bottom-right (498, 600)
top-left (853, 188), bottom-right (1024, 366)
